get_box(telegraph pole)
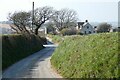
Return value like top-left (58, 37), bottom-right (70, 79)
top-left (32, 2), bottom-right (34, 31)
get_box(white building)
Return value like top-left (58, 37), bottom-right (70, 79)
top-left (77, 20), bottom-right (96, 35)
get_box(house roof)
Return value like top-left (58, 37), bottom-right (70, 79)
top-left (83, 23), bottom-right (88, 26)
top-left (78, 20), bottom-right (94, 29)
top-left (83, 22), bottom-right (92, 27)
top-left (78, 22), bottom-right (84, 26)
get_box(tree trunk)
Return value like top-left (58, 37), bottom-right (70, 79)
top-left (34, 21), bottom-right (45, 35)
top-left (35, 28), bottom-right (39, 35)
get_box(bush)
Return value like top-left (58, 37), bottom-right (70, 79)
top-left (76, 30), bottom-right (83, 35)
top-left (2, 34), bottom-right (46, 70)
top-left (39, 36), bottom-right (47, 45)
top-left (97, 22), bottom-right (112, 33)
top-left (60, 28), bottom-right (77, 36)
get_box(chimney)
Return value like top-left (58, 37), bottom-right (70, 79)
top-left (85, 20), bottom-right (88, 23)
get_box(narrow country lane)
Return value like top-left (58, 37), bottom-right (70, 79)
top-left (2, 41), bottom-right (61, 78)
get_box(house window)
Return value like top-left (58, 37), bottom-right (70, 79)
top-left (89, 31), bottom-right (91, 34)
top-left (87, 26), bottom-right (89, 29)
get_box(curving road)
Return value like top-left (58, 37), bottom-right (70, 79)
top-left (2, 41), bottom-right (61, 78)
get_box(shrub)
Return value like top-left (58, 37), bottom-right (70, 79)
top-left (2, 34), bottom-right (46, 70)
top-left (97, 22), bottom-right (112, 33)
top-left (60, 28), bottom-right (77, 36)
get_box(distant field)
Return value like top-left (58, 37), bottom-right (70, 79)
top-left (0, 24), bottom-right (11, 28)
top-left (51, 32), bottom-right (118, 78)
top-left (0, 24), bottom-right (13, 34)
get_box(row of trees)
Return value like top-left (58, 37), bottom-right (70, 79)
top-left (8, 6), bottom-right (117, 36)
top-left (8, 6), bottom-right (78, 35)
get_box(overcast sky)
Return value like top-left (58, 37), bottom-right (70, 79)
top-left (0, 0), bottom-right (119, 22)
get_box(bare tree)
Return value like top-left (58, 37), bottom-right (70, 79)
top-left (52, 8), bottom-right (78, 31)
top-left (8, 7), bottom-right (78, 35)
top-left (8, 11), bottom-right (31, 34)
top-left (33, 6), bottom-right (54, 35)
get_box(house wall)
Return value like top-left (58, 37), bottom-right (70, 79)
top-left (80, 23), bottom-right (95, 34)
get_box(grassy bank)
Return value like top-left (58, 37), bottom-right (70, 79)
top-left (47, 34), bottom-right (63, 44)
top-left (2, 34), bottom-right (46, 70)
top-left (51, 32), bottom-right (118, 78)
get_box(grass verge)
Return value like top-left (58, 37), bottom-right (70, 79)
top-left (51, 32), bottom-right (119, 78)
top-left (47, 34), bottom-right (63, 44)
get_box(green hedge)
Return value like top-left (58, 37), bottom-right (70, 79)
top-left (51, 32), bottom-right (119, 78)
top-left (60, 28), bottom-right (77, 36)
top-left (2, 34), bottom-right (46, 70)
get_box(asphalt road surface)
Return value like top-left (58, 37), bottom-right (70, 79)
top-left (2, 41), bottom-right (61, 78)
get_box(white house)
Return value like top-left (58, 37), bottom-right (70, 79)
top-left (76, 20), bottom-right (96, 35)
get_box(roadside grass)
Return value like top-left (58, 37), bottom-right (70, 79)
top-left (47, 34), bottom-right (63, 44)
top-left (2, 34), bottom-right (46, 70)
top-left (51, 32), bottom-right (119, 78)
